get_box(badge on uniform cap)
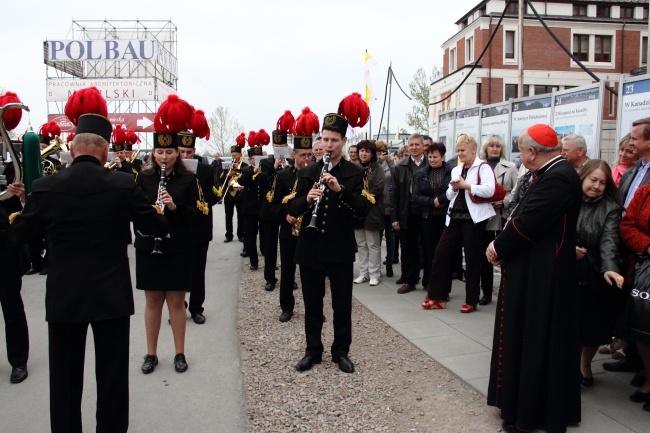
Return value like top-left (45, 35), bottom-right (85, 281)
top-left (158, 133), bottom-right (173, 147)
top-left (527, 124), bottom-right (559, 148)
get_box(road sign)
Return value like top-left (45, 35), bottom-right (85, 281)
top-left (48, 113), bottom-right (156, 133)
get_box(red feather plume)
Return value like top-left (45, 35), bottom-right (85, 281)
top-left (247, 130), bottom-right (258, 147)
top-left (293, 107), bottom-right (320, 136)
top-left (111, 124), bottom-right (127, 145)
top-left (153, 94), bottom-right (194, 134)
top-left (256, 129), bottom-right (270, 146)
top-left (337, 92), bottom-right (370, 128)
top-left (189, 109), bottom-right (211, 140)
top-left (235, 133), bottom-right (246, 147)
top-left (64, 87), bottom-right (108, 126)
top-left (66, 133), bottom-right (75, 143)
top-left (125, 130), bottom-right (141, 145)
top-left (39, 120), bottom-right (62, 141)
top-left (276, 110), bottom-right (294, 134)
top-left (0, 91), bottom-right (23, 131)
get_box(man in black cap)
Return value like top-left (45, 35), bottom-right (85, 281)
top-left (178, 132), bottom-right (220, 324)
top-left (289, 112), bottom-right (370, 374)
top-left (14, 100), bottom-right (168, 433)
top-left (219, 144), bottom-right (247, 242)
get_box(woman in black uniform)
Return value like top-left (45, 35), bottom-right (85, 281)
top-left (135, 131), bottom-right (200, 374)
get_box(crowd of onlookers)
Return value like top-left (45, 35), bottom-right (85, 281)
top-left (348, 121), bottom-right (650, 415)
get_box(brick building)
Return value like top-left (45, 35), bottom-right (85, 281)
top-left (429, 0), bottom-right (649, 146)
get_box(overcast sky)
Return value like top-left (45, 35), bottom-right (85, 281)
top-left (2, 0), bottom-right (474, 148)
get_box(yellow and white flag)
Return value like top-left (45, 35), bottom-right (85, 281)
top-left (364, 51), bottom-right (377, 106)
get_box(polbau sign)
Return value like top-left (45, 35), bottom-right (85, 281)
top-left (45, 39), bottom-right (177, 78)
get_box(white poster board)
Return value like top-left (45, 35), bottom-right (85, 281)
top-left (437, 110), bottom-right (455, 155)
top-left (618, 74), bottom-right (650, 143)
top-left (552, 82), bottom-right (603, 159)
top-left (454, 105), bottom-right (481, 141)
top-left (480, 102), bottom-right (511, 158)
top-left (510, 95), bottom-right (553, 162)
top-left (273, 146), bottom-right (291, 160)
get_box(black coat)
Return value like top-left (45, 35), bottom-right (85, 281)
top-left (390, 156), bottom-right (424, 228)
top-left (487, 157), bottom-right (582, 431)
top-left (411, 162), bottom-right (453, 218)
top-left (195, 162), bottom-right (219, 242)
top-left (258, 158), bottom-right (278, 222)
top-left (238, 165), bottom-right (262, 216)
top-left (134, 167), bottom-right (199, 255)
top-left (289, 158), bottom-right (369, 265)
top-left (270, 165), bottom-right (298, 239)
top-left (14, 156), bottom-right (168, 323)
top-left (619, 159), bottom-right (650, 204)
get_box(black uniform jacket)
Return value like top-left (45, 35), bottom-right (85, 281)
top-left (258, 158), bottom-right (278, 222)
top-left (195, 162), bottom-right (219, 242)
top-left (270, 165), bottom-right (298, 239)
top-left (289, 158), bottom-right (370, 265)
top-left (134, 167), bottom-right (200, 255)
top-left (239, 165), bottom-right (264, 216)
top-left (14, 155), bottom-right (168, 323)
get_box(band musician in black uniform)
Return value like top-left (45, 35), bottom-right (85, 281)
top-left (219, 135), bottom-right (247, 243)
top-left (177, 128), bottom-right (219, 324)
top-left (289, 95), bottom-right (371, 373)
top-left (238, 143), bottom-right (265, 270)
top-left (13, 87), bottom-right (168, 433)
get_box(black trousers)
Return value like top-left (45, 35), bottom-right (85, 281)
top-left (299, 262), bottom-right (353, 358)
top-left (224, 195), bottom-right (244, 240)
top-left (262, 220), bottom-right (279, 284)
top-left (428, 218), bottom-right (486, 306)
top-left (480, 230), bottom-right (501, 298)
top-left (189, 241), bottom-right (209, 315)
top-left (279, 234), bottom-right (297, 313)
top-left (243, 214), bottom-right (259, 267)
top-left (49, 317), bottom-right (130, 433)
top-left (421, 214), bottom-right (446, 288)
top-left (0, 265), bottom-right (29, 368)
top-left (381, 214), bottom-right (395, 264)
top-left (399, 213), bottom-right (423, 286)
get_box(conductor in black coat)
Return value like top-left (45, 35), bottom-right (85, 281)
top-left (289, 113), bottom-right (370, 373)
top-left (13, 113), bottom-right (168, 433)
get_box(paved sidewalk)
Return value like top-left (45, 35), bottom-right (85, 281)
top-left (351, 261), bottom-right (647, 433)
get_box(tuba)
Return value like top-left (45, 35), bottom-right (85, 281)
top-left (41, 136), bottom-right (65, 176)
top-left (0, 102), bottom-right (29, 201)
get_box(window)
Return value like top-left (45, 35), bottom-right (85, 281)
top-left (596, 6), bottom-right (611, 18)
top-left (449, 47), bottom-right (456, 71)
top-left (523, 85), bottom-right (530, 96)
top-left (621, 7), bottom-right (635, 19)
top-left (643, 37), bottom-right (648, 65)
top-left (573, 5), bottom-right (587, 17)
top-left (505, 30), bottom-right (516, 60)
top-left (594, 35), bottom-right (612, 62)
top-left (506, 2), bottom-right (518, 14)
top-left (505, 84), bottom-right (518, 101)
top-left (466, 37), bottom-right (474, 63)
top-left (573, 34), bottom-right (589, 61)
top-left (534, 85), bottom-right (558, 95)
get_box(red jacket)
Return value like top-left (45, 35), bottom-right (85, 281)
top-left (620, 184), bottom-right (650, 254)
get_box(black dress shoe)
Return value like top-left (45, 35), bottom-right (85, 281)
top-left (295, 355), bottom-right (321, 372)
top-left (478, 295), bottom-right (492, 306)
top-left (264, 281), bottom-right (276, 291)
top-left (141, 354), bottom-right (158, 374)
top-left (240, 251), bottom-right (249, 257)
top-left (224, 238), bottom-right (233, 243)
top-left (630, 390), bottom-right (650, 402)
top-left (279, 311), bottom-right (293, 322)
top-left (603, 358), bottom-right (641, 372)
top-left (395, 277), bottom-right (405, 284)
top-left (250, 264), bottom-right (258, 271)
top-left (174, 353), bottom-right (188, 372)
top-left (580, 374), bottom-right (594, 387)
top-left (25, 266), bottom-right (42, 276)
top-left (191, 313), bottom-right (206, 324)
top-left (631, 370), bottom-right (646, 387)
top-left (10, 365), bottom-right (28, 384)
top-left (501, 420), bottom-right (522, 433)
top-left (332, 355), bottom-right (355, 373)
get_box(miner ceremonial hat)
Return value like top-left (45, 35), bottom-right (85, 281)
top-left (322, 92), bottom-right (370, 138)
top-left (528, 124), bottom-right (559, 148)
top-left (272, 110), bottom-right (294, 145)
top-left (124, 129), bottom-right (141, 151)
top-left (111, 124), bottom-right (127, 152)
top-left (292, 107), bottom-right (319, 150)
top-left (231, 133), bottom-right (245, 153)
top-left (178, 109), bottom-right (210, 148)
top-left (38, 121), bottom-right (61, 145)
top-left (64, 87), bottom-right (112, 143)
top-left (247, 129), bottom-right (268, 157)
top-left (153, 95), bottom-right (193, 149)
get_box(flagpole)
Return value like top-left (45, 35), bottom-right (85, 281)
top-left (387, 63), bottom-right (392, 146)
top-left (366, 50), bottom-right (372, 140)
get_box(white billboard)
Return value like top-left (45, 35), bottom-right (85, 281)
top-left (510, 95), bottom-right (553, 160)
top-left (437, 110), bottom-right (455, 157)
top-left (618, 74), bottom-right (650, 143)
top-left (480, 102), bottom-right (511, 158)
top-left (47, 78), bottom-right (156, 102)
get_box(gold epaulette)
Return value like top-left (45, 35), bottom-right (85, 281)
top-left (281, 191), bottom-right (296, 204)
top-left (266, 176), bottom-right (277, 203)
top-left (196, 179), bottom-right (210, 215)
top-left (8, 211), bottom-right (21, 224)
top-left (362, 189), bottom-right (376, 204)
top-left (213, 186), bottom-right (222, 198)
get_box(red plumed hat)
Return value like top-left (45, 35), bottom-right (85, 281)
top-left (39, 120), bottom-right (61, 140)
top-left (247, 130), bottom-right (258, 147)
top-left (125, 129), bottom-right (141, 145)
top-left (66, 133), bottom-right (75, 143)
top-left (153, 94), bottom-right (194, 134)
top-left (111, 124), bottom-right (127, 145)
top-left (293, 107), bottom-right (320, 136)
top-left (64, 87), bottom-right (108, 126)
top-left (235, 132), bottom-right (246, 147)
top-left (0, 91), bottom-right (23, 131)
top-left (256, 129), bottom-right (270, 146)
top-left (188, 109), bottom-right (211, 140)
top-left (337, 92), bottom-right (370, 128)
top-left (276, 110), bottom-right (295, 134)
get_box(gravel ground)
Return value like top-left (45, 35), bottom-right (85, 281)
top-left (237, 254), bottom-right (503, 433)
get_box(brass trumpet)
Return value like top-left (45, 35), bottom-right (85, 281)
top-left (220, 157), bottom-right (244, 198)
top-left (41, 136), bottom-right (66, 176)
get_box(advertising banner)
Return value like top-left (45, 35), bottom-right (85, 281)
top-left (510, 95), bottom-right (553, 161)
top-left (437, 110), bottom-right (455, 159)
top-left (618, 74), bottom-right (650, 142)
top-left (454, 106), bottom-right (481, 141)
top-left (552, 82), bottom-right (603, 159)
top-left (47, 78), bottom-right (156, 102)
top-left (480, 102), bottom-right (511, 158)
top-left (48, 113), bottom-right (156, 133)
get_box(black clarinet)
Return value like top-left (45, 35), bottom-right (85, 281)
top-left (306, 152), bottom-right (331, 232)
top-left (152, 163), bottom-right (167, 254)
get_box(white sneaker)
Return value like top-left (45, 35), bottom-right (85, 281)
top-left (369, 278), bottom-right (380, 286)
top-left (354, 276), bottom-right (368, 284)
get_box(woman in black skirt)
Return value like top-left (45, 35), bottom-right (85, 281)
top-left (135, 133), bottom-right (200, 374)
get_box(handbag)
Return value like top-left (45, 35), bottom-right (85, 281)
top-left (625, 255), bottom-right (650, 336)
top-left (469, 162), bottom-right (506, 204)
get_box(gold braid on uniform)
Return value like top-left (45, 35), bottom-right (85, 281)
top-left (196, 179), bottom-right (210, 215)
top-left (282, 177), bottom-right (299, 204)
top-left (361, 166), bottom-right (376, 204)
top-left (266, 175), bottom-right (277, 202)
top-left (8, 211), bottom-right (21, 224)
